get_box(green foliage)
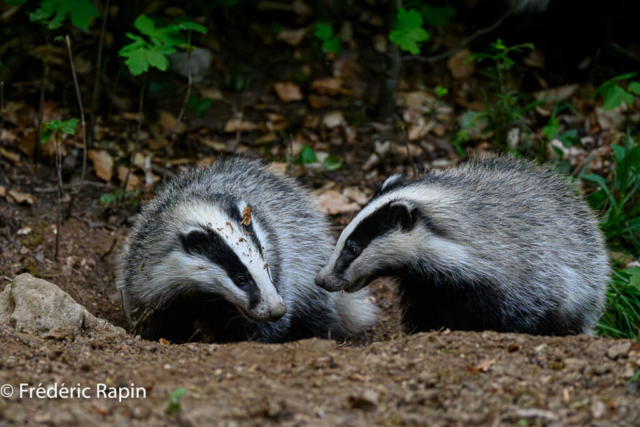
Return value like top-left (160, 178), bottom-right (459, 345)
top-left (100, 189), bottom-right (139, 207)
top-left (224, 67), bottom-right (249, 92)
top-left (389, 8), bottom-right (429, 55)
top-left (597, 268), bottom-right (640, 339)
top-left (435, 85), bottom-right (448, 98)
top-left (324, 154), bottom-right (344, 171)
top-left (41, 118), bottom-right (78, 143)
top-left (543, 103), bottom-right (580, 149)
top-left (30, 0), bottom-right (100, 31)
top-left (119, 15), bottom-right (207, 76)
top-left (188, 95), bottom-right (212, 118)
top-left (593, 72), bottom-right (639, 111)
top-left (418, 4), bottom-right (457, 27)
top-left (300, 145), bottom-right (317, 165)
top-left (165, 387), bottom-right (186, 416)
top-left (314, 24), bottom-right (341, 54)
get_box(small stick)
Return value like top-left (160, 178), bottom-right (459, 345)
top-left (0, 82), bottom-right (5, 136)
top-left (34, 58), bottom-right (48, 162)
top-left (286, 134), bottom-right (294, 175)
top-left (166, 49), bottom-right (193, 159)
top-left (88, 0), bottom-right (110, 150)
top-left (64, 35), bottom-right (87, 218)
top-left (121, 80), bottom-right (146, 202)
top-left (402, 9), bottom-right (514, 63)
top-left (54, 134), bottom-right (63, 258)
top-left (402, 124), bottom-right (418, 178)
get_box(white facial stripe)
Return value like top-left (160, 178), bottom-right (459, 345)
top-left (174, 202), bottom-right (283, 315)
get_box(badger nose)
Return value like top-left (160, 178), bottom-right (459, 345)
top-left (268, 301), bottom-right (287, 321)
top-left (314, 274), bottom-right (326, 288)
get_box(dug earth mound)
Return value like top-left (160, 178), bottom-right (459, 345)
top-left (0, 275), bottom-right (638, 425)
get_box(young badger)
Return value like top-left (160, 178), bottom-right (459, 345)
top-left (315, 155), bottom-right (610, 336)
top-left (117, 158), bottom-right (378, 343)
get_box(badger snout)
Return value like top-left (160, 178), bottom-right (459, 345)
top-left (315, 271), bottom-right (350, 292)
top-left (267, 300), bottom-right (287, 321)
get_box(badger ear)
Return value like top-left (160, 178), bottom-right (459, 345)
top-left (388, 201), bottom-right (420, 232)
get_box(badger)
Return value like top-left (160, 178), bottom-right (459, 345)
top-left (117, 158), bottom-right (378, 343)
top-left (315, 155), bottom-right (610, 336)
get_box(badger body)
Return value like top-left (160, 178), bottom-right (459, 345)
top-left (117, 158), bottom-right (377, 343)
top-left (316, 155), bottom-right (610, 336)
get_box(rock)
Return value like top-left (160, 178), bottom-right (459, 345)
top-left (348, 389), bottom-right (379, 411)
top-left (0, 274), bottom-right (125, 338)
top-left (606, 341), bottom-right (632, 360)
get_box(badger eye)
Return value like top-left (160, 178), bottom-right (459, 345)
top-left (235, 276), bottom-right (248, 286)
top-left (347, 244), bottom-right (360, 256)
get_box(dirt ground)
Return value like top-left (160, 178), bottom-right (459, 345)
top-left (1, 165), bottom-right (640, 427)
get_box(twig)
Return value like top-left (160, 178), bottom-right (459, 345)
top-left (121, 80), bottom-right (146, 202)
top-left (34, 57), bottom-right (49, 162)
top-left (64, 35), bottom-right (87, 218)
top-left (54, 134), bottom-right (63, 259)
top-left (402, 124), bottom-right (418, 178)
top-left (168, 49), bottom-right (193, 154)
top-left (403, 9), bottom-right (513, 63)
top-left (88, 0), bottom-right (110, 150)
top-left (0, 82), bottom-right (5, 137)
top-left (287, 134), bottom-right (294, 175)
top-left (34, 180), bottom-right (119, 192)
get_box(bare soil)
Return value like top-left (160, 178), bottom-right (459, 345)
top-left (1, 166), bottom-right (640, 426)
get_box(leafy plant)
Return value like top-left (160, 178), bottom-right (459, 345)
top-left (593, 72), bottom-right (640, 111)
top-left (314, 23), bottom-right (341, 54)
top-left (435, 85), bottom-right (448, 98)
top-left (188, 94), bottom-right (212, 118)
top-left (324, 154), bottom-right (344, 171)
top-left (41, 118), bottom-right (78, 143)
top-left (100, 189), bottom-right (139, 207)
top-left (165, 387), bottom-right (186, 416)
top-left (389, 8), bottom-right (429, 55)
top-left (119, 15), bottom-right (207, 76)
top-left (418, 4), bottom-right (457, 27)
top-left (300, 144), bottom-right (317, 165)
top-left (597, 267), bottom-right (640, 339)
top-left (30, 0), bottom-right (100, 31)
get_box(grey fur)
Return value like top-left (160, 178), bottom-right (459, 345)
top-left (317, 155), bottom-right (610, 336)
top-left (117, 158), bottom-right (378, 343)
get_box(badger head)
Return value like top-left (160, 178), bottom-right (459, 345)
top-left (315, 174), bottom-right (467, 293)
top-left (132, 197), bottom-right (286, 325)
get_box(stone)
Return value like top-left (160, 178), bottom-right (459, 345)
top-left (0, 273), bottom-right (125, 338)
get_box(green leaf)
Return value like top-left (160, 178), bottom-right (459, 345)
top-left (418, 4), bottom-right (456, 27)
top-left (558, 129), bottom-right (580, 147)
top-left (324, 154), bottom-right (344, 171)
top-left (165, 387), bottom-right (186, 416)
top-left (322, 38), bottom-right (341, 54)
top-left (627, 81), bottom-right (640, 96)
top-left (435, 85), bottom-right (448, 98)
top-left (30, 0), bottom-right (100, 31)
top-left (99, 191), bottom-right (118, 206)
top-left (593, 72), bottom-right (638, 97)
top-left (300, 145), bottom-right (317, 165)
top-left (543, 117), bottom-right (560, 140)
top-left (170, 21), bottom-right (208, 34)
top-left (628, 267), bottom-right (640, 290)
top-left (389, 8), bottom-right (429, 55)
top-left (134, 15), bottom-right (184, 47)
top-left (612, 144), bottom-right (627, 163)
top-left (603, 85), bottom-right (635, 111)
top-left (188, 95), bottom-right (212, 118)
top-left (618, 146), bottom-right (640, 198)
top-left (314, 23), bottom-right (333, 41)
top-left (41, 128), bottom-right (52, 144)
top-left (119, 35), bottom-right (175, 75)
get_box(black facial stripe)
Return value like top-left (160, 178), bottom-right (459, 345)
top-left (180, 228), bottom-right (260, 307)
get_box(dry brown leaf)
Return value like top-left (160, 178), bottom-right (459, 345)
top-left (372, 34), bottom-right (387, 53)
top-left (316, 190), bottom-right (360, 215)
top-left (241, 206), bottom-right (252, 226)
top-left (343, 187), bottom-right (370, 206)
top-left (311, 77), bottom-right (343, 96)
top-left (156, 110), bottom-right (186, 134)
top-left (18, 129), bottom-right (37, 157)
top-left (223, 118), bottom-right (261, 133)
top-left (0, 185), bottom-right (6, 197)
top-left (256, 132), bottom-right (278, 145)
top-left (524, 49), bottom-right (545, 69)
top-left (277, 28), bottom-right (307, 46)
top-left (201, 139), bottom-right (229, 152)
top-left (8, 189), bottom-right (36, 205)
top-left (88, 150), bottom-right (114, 182)
top-left (0, 147), bottom-right (21, 165)
top-left (323, 111), bottom-right (345, 129)
top-left (447, 49), bottom-right (475, 79)
top-left (122, 112), bottom-right (142, 122)
top-left (199, 87), bottom-right (223, 100)
top-left (117, 166), bottom-right (140, 191)
top-left (197, 157), bottom-right (216, 168)
top-left (273, 82), bottom-right (303, 103)
top-left (159, 338), bottom-right (170, 345)
top-left (0, 129), bottom-right (17, 143)
top-left (534, 84), bottom-right (579, 105)
top-left (475, 358), bottom-right (497, 372)
top-left (267, 162), bottom-right (287, 175)
top-left (265, 113), bottom-right (288, 132)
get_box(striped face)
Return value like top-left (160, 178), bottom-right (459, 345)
top-left (144, 200), bottom-right (286, 322)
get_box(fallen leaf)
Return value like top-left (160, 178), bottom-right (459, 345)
top-left (343, 187), bottom-right (370, 206)
top-left (223, 118), bottom-right (261, 133)
top-left (277, 28), bottom-right (307, 46)
top-left (18, 129), bottom-right (37, 157)
top-left (88, 150), bottom-right (114, 182)
top-left (197, 157), bottom-right (216, 168)
top-left (524, 49), bottom-right (545, 69)
top-left (311, 77), bottom-right (343, 97)
top-left (265, 113), bottom-right (288, 132)
top-left (348, 389), bottom-right (378, 412)
top-left (316, 190), bottom-right (360, 215)
top-left (273, 82), bottom-right (303, 103)
top-left (0, 128), bottom-right (17, 143)
top-left (0, 147), bottom-right (21, 165)
top-left (267, 162), bottom-right (287, 175)
top-left (159, 338), bottom-right (170, 345)
top-left (8, 189), bottom-right (36, 205)
top-left (156, 110), bottom-right (186, 134)
top-left (199, 87), bottom-right (223, 100)
top-left (475, 358), bottom-right (497, 372)
top-left (534, 85), bottom-right (579, 104)
top-left (0, 185), bottom-right (5, 197)
top-left (201, 139), bottom-right (229, 152)
top-left (447, 49), bottom-right (475, 79)
top-left (241, 206), bottom-right (252, 226)
top-left (372, 34), bottom-right (387, 53)
top-left (117, 166), bottom-right (140, 191)
top-left (17, 227), bottom-right (32, 235)
top-left (322, 111), bottom-right (345, 129)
